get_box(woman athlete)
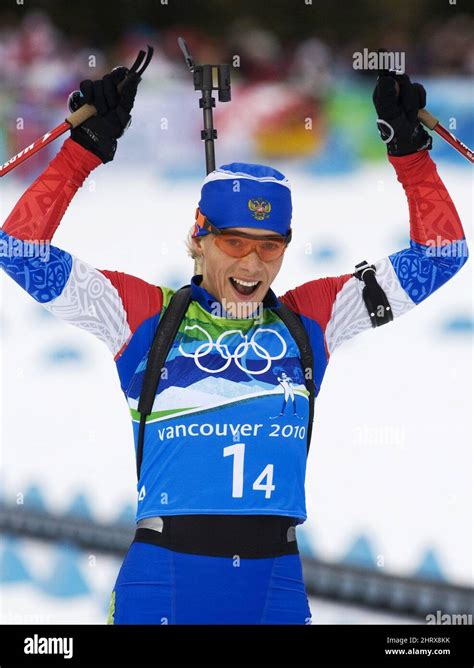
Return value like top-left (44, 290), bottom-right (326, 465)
top-left (0, 67), bottom-right (468, 624)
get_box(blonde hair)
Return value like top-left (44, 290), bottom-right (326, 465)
top-left (185, 225), bottom-right (203, 274)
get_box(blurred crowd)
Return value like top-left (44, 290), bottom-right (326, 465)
top-left (0, 10), bottom-right (472, 175)
top-left (0, 10), bottom-right (473, 98)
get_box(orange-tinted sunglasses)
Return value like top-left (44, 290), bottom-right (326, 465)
top-left (214, 231), bottom-right (288, 261)
top-left (194, 208), bottom-right (291, 261)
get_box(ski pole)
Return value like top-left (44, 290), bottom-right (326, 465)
top-left (0, 46), bottom-right (154, 178)
top-left (389, 78), bottom-right (474, 163)
top-left (376, 53), bottom-right (474, 164)
top-left (416, 107), bottom-right (473, 163)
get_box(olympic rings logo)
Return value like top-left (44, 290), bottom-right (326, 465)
top-left (178, 325), bottom-right (287, 375)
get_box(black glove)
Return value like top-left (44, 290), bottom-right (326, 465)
top-left (68, 67), bottom-right (141, 163)
top-left (372, 73), bottom-right (432, 157)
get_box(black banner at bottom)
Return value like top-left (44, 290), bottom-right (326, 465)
top-left (0, 624), bottom-right (472, 665)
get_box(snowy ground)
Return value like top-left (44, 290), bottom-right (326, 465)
top-left (0, 162), bottom-right (472, 622)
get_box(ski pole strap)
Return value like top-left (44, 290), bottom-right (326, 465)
top-left (66, 46), bottom-right (154, 130)
top-left (136, 285), bottom-right (193, 479)
top-left (354, 260), bottom-right (393, 327)
top-left (273, 304), bottom-right (315, 455)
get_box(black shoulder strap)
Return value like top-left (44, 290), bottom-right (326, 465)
top-left (136, 285), bottom-right (192, 479)
top-left (273, 304), bottom-right (315, 455)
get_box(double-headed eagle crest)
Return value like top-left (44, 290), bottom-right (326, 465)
top-left (248, 198), bottom-right (271, 221)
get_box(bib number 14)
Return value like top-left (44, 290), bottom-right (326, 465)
top-left (223, 443), bottom-right (275, 499)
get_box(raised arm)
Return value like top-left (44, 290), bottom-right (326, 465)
top-left (2, 139), bottom-right (100, 241)
top-left (1, 71), bottom-right (164, 388)
top-left (279, 150), bottom-right (468, 362)
top-left (279, 74), bottom-right (468, 392)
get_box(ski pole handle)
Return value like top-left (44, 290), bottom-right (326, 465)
top-left (417, 108), bottom-right (439, 130)
top-left (66, 104), bottom-right (97, 128)
top-left (66, 47), bottom-right (154, 128)
top-left (65, 74), bottom-right (131, 128)
top-left (0, 46), bottom-right (154, 178)
top-left (66, 102), bottom-right (98, 129)
top-left (1, 75), bottom-right (130, 177)
top-left (392, 80), bottom-right (439, 129)
top-left (392, 79), bottom-right (473, 162)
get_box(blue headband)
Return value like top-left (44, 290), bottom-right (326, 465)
top-left (193, 162), bottom-right (292, 238)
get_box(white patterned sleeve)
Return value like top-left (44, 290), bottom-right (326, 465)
top-left (42, 255), bottom-right (133, 357)
top-left (324, 257), bottom-right (415, 354)
top-left (0, 229), bottom-right (132, 358)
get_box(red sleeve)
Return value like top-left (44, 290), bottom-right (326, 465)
top-left (388, 150), bottom-right (464, 245)
top-left (2, 138), bottom-right (101, 241)
top-left (99, 270), bottom-right (163, 351)
top-left (279, 274), bottom-right (352, 334)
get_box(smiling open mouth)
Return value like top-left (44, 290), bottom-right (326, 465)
top-left (229, 277), bottom-right (261, 296)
